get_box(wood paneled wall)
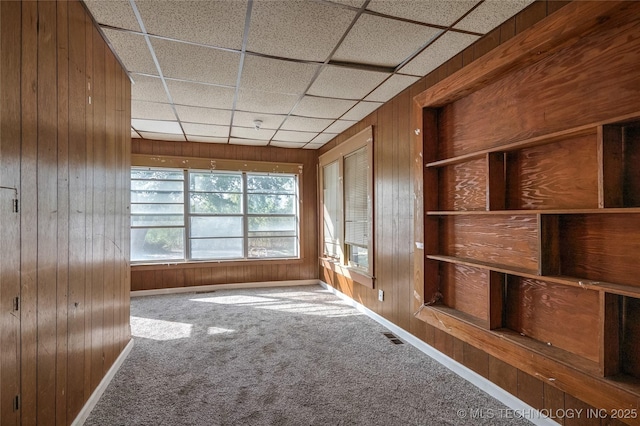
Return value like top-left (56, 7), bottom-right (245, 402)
top-left (318, 1), bottom-right (630, 423)
top-left (0, 1), bottom-right (131, 424)
top-left (130, 140), bottom-right (318, 291)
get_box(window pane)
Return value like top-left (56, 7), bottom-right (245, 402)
top-left (190, 193), bottom-right (242, 214)
top-left (247, 175), bottom-right (296, 194)
top-left (323, 161), bottom-right (341, 258)
top-left (248, 216), bottom-right (296, 237)
top-left (131, 228), bottom-right (184, 261)
top-left (190, 238), bottom-right (243, 260)
top-left (131, 203), bottom-right (183, 214)
top-left (348, 245), bottom-right (368, 269)
top-left (131, 190), bottom-right (184, 204)
top-left (190, 216), bottom-right (243, 238)
top-left (248, 237), bottom-right (297, 258)
top-left (131, 180), bottom-right (184, 192)
top-left (131, 215), bottom-right (184, 227)
top-left (131, 169), bottom-right (183, 180)
top-left (190, 172), bottom-right (242, 193)
top-left (248, 194), bottom-right (295, 214)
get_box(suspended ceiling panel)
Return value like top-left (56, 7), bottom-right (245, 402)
top-left (84, 0), bottom-right (535, 149)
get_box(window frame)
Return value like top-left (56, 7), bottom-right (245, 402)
top-left (130, 154), bottom-right (303, 265)
top-left (318, 126), bottom-right (374, 288)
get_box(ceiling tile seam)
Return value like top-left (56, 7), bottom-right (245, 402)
top-left (129, 0), bottom-right (189, 141)
top-left (361, 9), bottom-right (484, 37)
top-left (266, 0), bottom-right (373, 147)
top-left (394, 0), bottom-right (485, 73)
top-left (228, 0), bottom-right (255, 144)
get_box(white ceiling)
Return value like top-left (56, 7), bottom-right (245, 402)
top-left (84, 0), bottom-right (534, 150)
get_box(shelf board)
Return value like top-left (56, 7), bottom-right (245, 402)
top-left (420, 305), bottom-right (640, 397)
top-left (425, 111), bottom-right (640, 168)
top-left (427, 255), bottom-right (640, 299)
top-left (427, 208), bottom-right (640, 215)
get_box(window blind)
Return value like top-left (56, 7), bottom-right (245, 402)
top-left (322, 161), bottom-right (341, 258)
top-left (344, 147), bottom-right (368, 247)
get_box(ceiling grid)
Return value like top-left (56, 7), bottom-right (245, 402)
top-left (83, 0), bottom-right (535, 149)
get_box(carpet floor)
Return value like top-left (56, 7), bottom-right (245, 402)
top-left (85, 285), bottom-right (531, 426)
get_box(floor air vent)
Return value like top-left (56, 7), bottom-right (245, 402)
top-left (383, 332), bottom-right (404, 345)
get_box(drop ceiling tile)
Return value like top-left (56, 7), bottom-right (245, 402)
top-left (175, 106), bottom-right (232, 126)
top-left (182, 123), bottom-right (229, 138)
top-left (131, 101), bottom-right (176, 121)
top-left (323, 120), bottom-right (358, 134)
top-left (399, 31), bottom-right (479, 77)
top-left (341, 101), bottom-right (383, 121)
top-left (229, 138), bottom-right (269, 147)
top-left (365, 74), bottom-right (420, 102)
top-left (281, 116), bottom-right (334, 132)
top-left (247, 0), bottom-right (356, 61)
top-left (310, 132), bottom-right (339, 146)
top-left (166, 80), bottom-right (236, 109)
top-left (151, 38), bottom-right (240, 86)
top-left (186, 135), bottom-right (228, 144)
top-left (84, 1), bottom-right (141, 32)
top-left (135, 0), bottom-right (248, 49)
top-left (455, 0), bottom-right (534, 34)
top-left (101, 29), bottom-right (157, 75)
top-left (292, 96), bottom-right (357, 119)
top-left (138, 131), bottom-right (186, 142)
top-left (131, 74), bottom-right (169, 103)
top-left (231, 127), bottom-right (277, 141)
top-left (132, 119), bottom-right (183, 134)
top-left (241, 55), bottom-right (319, 95)
top-left (271, 141), bottom-right (307, 149)
top-left (303, 142), bottom-right (327, 150)
top-left (333, 14), bottom-right (441, 67)
top-left (329, 0), bottom-right (366, 8)
top-left (273, 130), bottom-right (318, 143)
top-left (236, 89), bottom-right (299, 115)
top-left (308, 66), bottom-right (389, 100)
top-left (367, 0), bottom-right (479, 27)
top-left (233, 111), bottom-right (286, 130)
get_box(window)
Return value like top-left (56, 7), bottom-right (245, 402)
top-left (319, 127), bottom-right (373, 286)
top-left (131, 164), bottom-right (300, 263)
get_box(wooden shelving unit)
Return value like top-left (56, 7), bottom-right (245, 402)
top-left (421, 114), bottom-right (640, 396)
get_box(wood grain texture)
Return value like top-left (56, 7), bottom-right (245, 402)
top-left (438, 157), bottom-right (486, 211)
top-left (440, 215), bottom-right (539, 272)
top-left (2, 1), bottom-right (131, 422)
top-left (505, 276), bottom-right (600, 363)
top-left (488, 356), bottom-right (517, 396)
top-left (623, 124), bottom-right (640, 208)
top-left (622, 297), bottom-right (640, 378)
top-left (601, 293), bottom-right (620, 377)
top-left (440, 263), bottom-right (488, 322)
top-left (517, 370), bottom-right (544, 410)
top-left (0, 2), bottom-right (22, 424)
top-left (506, 133), bottom-right (599, 210)
top-left (560, 214), bottom-right (640, 288)
top-left (436, 2), bottom-right (640, 159)
top-left (130, 141), bottom-right (318, 291)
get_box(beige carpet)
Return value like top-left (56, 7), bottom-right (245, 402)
top-left (85, 285), bottom-right (531, 425)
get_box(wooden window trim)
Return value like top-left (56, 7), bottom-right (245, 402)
top-left (318, 126), bottom-right (374, 288)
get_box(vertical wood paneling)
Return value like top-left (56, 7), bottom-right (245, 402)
top-left (56, 2), bottom-right (69, 424)
top-left (1, 1), bottom-right (131, 422)
top-left (0, 2), bottom-right (22, 424)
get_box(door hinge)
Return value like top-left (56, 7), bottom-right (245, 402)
top-left (13, 394), bottom-right (20, 411)
top-left (13, 297), bottom-right (19, 312)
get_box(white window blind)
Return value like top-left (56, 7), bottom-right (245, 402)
top-left (322, 161), bottom-right (341, 259)
top-left (344, 147), bottom-right (368, 247)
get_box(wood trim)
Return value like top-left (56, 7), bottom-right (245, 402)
top-left (413, 1), bottom-right (627, 108)
top-left (318, 126), bottom-right (373, 166)
top-left (320, 258), bottom-right (374, 289)
top-left (131, 257), bottom-right (304, 271)
top-left (132, 153), bottom-right (303, 175)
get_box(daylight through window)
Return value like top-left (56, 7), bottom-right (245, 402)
top-left (131, 168), bottom-right (299, 263)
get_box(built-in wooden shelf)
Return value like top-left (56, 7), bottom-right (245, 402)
top-left (427, 208), bottom-right (640, 215)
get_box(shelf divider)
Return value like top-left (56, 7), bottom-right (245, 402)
top-left (601, 292), bottom-right (621, 377)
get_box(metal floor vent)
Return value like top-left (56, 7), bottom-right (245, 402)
top-left (383, 332), bottom-right (404, 345)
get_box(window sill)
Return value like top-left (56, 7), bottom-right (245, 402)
top-left (320, 257), bottom-right (374, 289)
top-left (131, 257), bottom-right (303, 271)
